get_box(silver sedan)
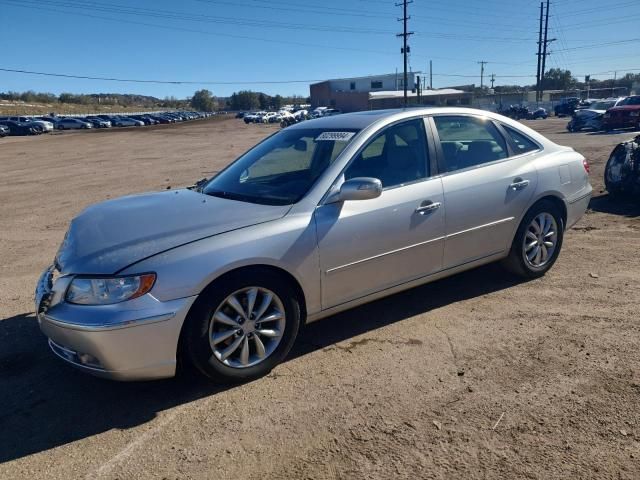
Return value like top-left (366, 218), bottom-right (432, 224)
top-left (35, 108), bottom-right (592, 382)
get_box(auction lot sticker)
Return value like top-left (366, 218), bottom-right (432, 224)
top-left (316, 132), bottom-right (355, 142)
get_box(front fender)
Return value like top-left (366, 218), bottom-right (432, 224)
top-left (119, 214), bottom-right (322, 317)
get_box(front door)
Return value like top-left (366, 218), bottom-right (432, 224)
top-left (315, 118), bottom-right (446, 309)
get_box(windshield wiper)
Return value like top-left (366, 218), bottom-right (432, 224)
top-left (188, 177), bottom-right (209, 192)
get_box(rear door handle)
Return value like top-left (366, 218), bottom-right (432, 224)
top-left (509, 178), bottom-right (530, 191)
top-left (415, 201), bottom-right (441, 215)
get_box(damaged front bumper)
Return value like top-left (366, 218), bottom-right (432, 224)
top-left (35, 267), bottom-right (197, 381)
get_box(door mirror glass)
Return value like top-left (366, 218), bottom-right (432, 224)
top-left (327, 177), bottom-right (382, 203)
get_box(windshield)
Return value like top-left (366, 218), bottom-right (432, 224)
top-left (591, 101), bottom-right (615, 110)
top-left (619, 96), bottom-right (640, 106)
top-left (203, 127), bottom-right (359, 205)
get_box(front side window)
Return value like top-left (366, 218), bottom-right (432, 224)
top-left (502, 125), bottom-right (539, 155)
top-left (344, 119), bottom-right (428, 189)
top-left (434, 115), bottom-right (507, 172)
top-left (203, 128), bottom-right (359, 205)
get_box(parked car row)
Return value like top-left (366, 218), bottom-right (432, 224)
top-left (0, 111), bottom-right (213, 137)
top-left (566, 95), bottom-right (640, 132)
top-left (240, 106), bottom-right (341, 127)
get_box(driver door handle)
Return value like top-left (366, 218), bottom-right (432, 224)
top-left (415, 201), bottom-right (441, 215)
top-left (509, 178), bottom-right (530, 191)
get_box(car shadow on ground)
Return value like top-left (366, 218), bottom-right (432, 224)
top-left (0, 263), bottom-right (526, 464)
top-left (589, 194), bottom-right (640, 218)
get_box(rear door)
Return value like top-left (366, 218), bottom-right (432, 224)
top-left (430, 114), bottom-right (539, 269)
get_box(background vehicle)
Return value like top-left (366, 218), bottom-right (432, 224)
top-left (602, 95), bottom-right (640, 131)
top-left (36, 108), bottom-right (591, 383)
top-left (604, 134), bottom-right (640, 197)
top-left (7, 116), bottom-right (54, 132)
top-left (56, 118), bottom-right (92, 130)
top-left (131, 115), bottom-right (159, 125)
top-left (554, 97), bottom-right (581, 117)
top-left (110, 116), bottom-right (143, 127)
top-left (84, 116), bottom-right (112, 128)
top-left (0, 119), bottom-right (39, 135)
top-left (567, 98), bottom-right (624, 132)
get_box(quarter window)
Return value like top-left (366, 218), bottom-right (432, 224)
top-left (344, 119), bottom-right (428, 189)
top-left (502, 125), bottom-right (539, 154)
top-left (434, 116), bottom-right (507, 172)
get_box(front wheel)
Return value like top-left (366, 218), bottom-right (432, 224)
top-left (502, 200), bottom-right (564, 278)
top-left (183, 270), bottom-right (301, 383)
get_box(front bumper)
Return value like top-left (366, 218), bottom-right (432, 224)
top-left (35, 267), bottom-right (197, 381)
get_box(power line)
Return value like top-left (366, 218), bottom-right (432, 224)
top-left (0, 67), bottom-right (323, 85)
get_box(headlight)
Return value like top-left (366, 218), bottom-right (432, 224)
top-left (629, 111), bottom-right (639, 117)
top-left (66, 273), bottom-right (156, 305)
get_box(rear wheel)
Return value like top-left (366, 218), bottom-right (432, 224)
top-left (503, 200), bottom-right (564, 278)
top-left (183, 270), bottom-right (301, 383)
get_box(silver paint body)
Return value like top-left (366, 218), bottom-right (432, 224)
top-left (36, 108), bottom-right (592, 380)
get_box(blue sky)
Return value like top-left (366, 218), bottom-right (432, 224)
top-left (0, 0), bottom-right (638, 98)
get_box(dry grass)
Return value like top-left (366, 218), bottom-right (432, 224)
top-left (0, 100), bottom-right (170, 116)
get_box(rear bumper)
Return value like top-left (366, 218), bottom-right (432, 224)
top-left (566, 186), bottom-right (592, 229)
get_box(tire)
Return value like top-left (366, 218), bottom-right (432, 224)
top-left (182, 269), bottom-right (302, 383)
top-left (502, 200), bottom-right (564, 279)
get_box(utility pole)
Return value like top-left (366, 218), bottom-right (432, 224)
top-left (477, 61), bottom-right (488, 89)
top-left (540, 0), bottom-right (556, 98)
top-left (490, 74), bottom-right (496, 89)
top-left (396, 0), bottom-right (414, 107)
top-left (536, 2), bottom-right (544, 102)
top-left (429, 60), bottom-right (433, 89)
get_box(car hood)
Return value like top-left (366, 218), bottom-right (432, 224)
top-left (56, 189), bottom-right (291, 275)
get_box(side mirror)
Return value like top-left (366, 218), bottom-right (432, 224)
top-left (326, 177), bottom-right (382, 204)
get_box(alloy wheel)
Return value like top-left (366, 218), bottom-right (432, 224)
top-left (522, 212), bottom-right (558, 268)
top-left (208, 287), bottom-right (286, 369)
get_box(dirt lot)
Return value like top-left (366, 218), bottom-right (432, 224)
top-left (1, 116), bottom-right (639, 479)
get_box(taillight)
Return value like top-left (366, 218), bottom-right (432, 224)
top-left (582, 159), bottom-right (590, 174)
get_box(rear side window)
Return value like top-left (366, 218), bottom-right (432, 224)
top-left (433, 115), bottom-right (507, 172)
top-left (502, 125), bottom-right (540, 155)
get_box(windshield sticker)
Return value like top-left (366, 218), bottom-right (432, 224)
top-left (315, 132), bottom-right (355, 142)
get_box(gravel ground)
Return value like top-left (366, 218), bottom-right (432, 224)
top-left (1, 116), bottom-right (639, 479)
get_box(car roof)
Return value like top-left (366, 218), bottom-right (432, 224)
top-left (287, 107), bottom-right (504, 131)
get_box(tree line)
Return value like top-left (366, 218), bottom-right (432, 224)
top-left (493, 70), bottom-right (640, 93)
top-left (0, 90), bottom-right (188, 108)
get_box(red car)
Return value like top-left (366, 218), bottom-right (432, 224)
top-left (602, 95), bottom-right (640, 131)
